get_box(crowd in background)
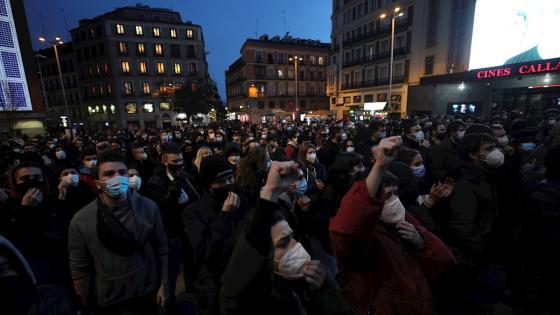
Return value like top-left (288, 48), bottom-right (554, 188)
top-left (0, 108), bottom-right (559, 315)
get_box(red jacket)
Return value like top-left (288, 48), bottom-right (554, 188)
top-left (329, 180), bottom-right (455, 315)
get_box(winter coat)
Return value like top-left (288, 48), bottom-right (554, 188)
top-left (429, 138), bottom-right (462, 181)
top-left (329, 180), bottom-right (455, 315)
top-left (220, 199), bottom-right (354, 315)
top-left (182, 191), bottom-right (248, 314)
top-left (145, 166), bottom-right (200, 239)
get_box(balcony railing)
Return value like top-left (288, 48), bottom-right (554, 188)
top-left (341, 47), bottom-right (409, 68)
top-left (340, 76), bottom-right (405, 91)
top-left (342, 17), bottom-right (411, 47)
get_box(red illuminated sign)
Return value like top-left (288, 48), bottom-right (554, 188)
top-left (476, 60), bottom-right (560, 80)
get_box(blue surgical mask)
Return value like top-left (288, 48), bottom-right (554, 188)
top-left (294, 178), bottom-right (308, 196)
top-left (379, 131), bottom-right (387, 139)
top-left (103, 176), bottom-right (129, 198)
top-left (411, 165), bottom-right (426, 178)
top-left (520, 142), bottom-right (536, 152)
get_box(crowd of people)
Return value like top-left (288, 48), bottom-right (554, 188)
top-left (0, 109), bottom-right (559, 315)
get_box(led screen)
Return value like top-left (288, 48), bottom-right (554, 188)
top-left (469, 0), bottom-right (560, 70)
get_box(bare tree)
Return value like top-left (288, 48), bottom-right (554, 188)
top-left (0, 80), bottom-right (16, 135)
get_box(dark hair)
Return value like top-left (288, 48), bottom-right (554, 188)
top-left (329, 152), bottom-right (364, 184)
top-left (235, 147), bottom-right (268, 200)
top-left (382, 171), bottom-right (399, 188)
top-left (545, 145), bottom-right (560, 180)
top-left (465, 123), bottom-right (494, 137)
top-left (298, 143), bottom-right (316, 165)
top-left (447, 120), bottom-right (466, 136)
top-left (459, 133), bottom-right (496, 161)
top-left (9, 161), bottom-right (49, 198)
top-left (161, 143), bottom-right (182, 155)
top-left (81, 148), bottom-right (97, 160)
top-left (396, 148), bottom-right (421, 166)
top-left (288, 130), bottom-right (298, 140)
top-left (95, 151), bottom-right (126, 179)
top-left (370, 121), bottom-right (386, 133)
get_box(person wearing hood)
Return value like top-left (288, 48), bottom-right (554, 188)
top-left (224, 143), bottom-right (241, 170)
top-left (68, 151), bottom-right (169, 311)
top-left (182, 155), bottom-right (247, 315)
top-left (329, 136), bottom-right (456, 315)
top-left (220, 161), bottom-right (354, 315)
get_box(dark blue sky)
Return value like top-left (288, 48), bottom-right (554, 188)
top-left (24, 0), bottom-right (332, 101)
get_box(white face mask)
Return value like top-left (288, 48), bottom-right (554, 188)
top-left (497, 135), bottom-right (509, 145)
top-left (340, 133), bottom-right (348, 141)
top-left (139, 153), bottom-right (148, 160)
top-left (228, 155), bottom-right (241, 165)
top-left (55, 150), bottom-right (67, 160)
top-left (381, 195), bottom-right (406, 225)
top-left (48, 144), bottom-right (56, 150)
top-left (62, 174), bottom-right (80, 187)
top-left (275, 242), bottom-right (311, 280)
top-left (128, 175), bottom-right (142, 191)
top-left (456, 130), bottom-right (466, 140)
top-left (306, 153), bottom-right (317, 164)
top-left (484, 149), bottom-right (504, 168)
top-left (346, 146), bottom-right (355, 153)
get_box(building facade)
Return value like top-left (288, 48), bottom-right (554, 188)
top-left (226, 35), bottom-right (330, 123)
top-left (0, 0), bottom-right (46, 135)
top-left (328, 0), bottom-right (475, 119)
top-left (70, 4), bottom-right (210, 130)
top-left (36, 44), bottom-right (86, 127)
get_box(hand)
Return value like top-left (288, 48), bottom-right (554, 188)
top-left (426, 180), bottom-right (454, 206)
top-left (58, 181), bottom-right (67, 200)
top-left (222, 192), bottom-right (240, 213)
top-left (0, 189), bottom-right (8, 203)
top-left (297, 195), bottom-right (311, 210)
top-left (315, 180), bottom-right (325, 190)
top-left (303, 260), bottom-right (326, 291)
top-left (156, 282), bottom-right (170, 307)
top-left (261, 161), bottom-right (300, 203)
top-left (396, 221), bottom-right (424, 250)
top-left (421, 139), bottom-right (431, 149)
top-left (372, 136), bottom-right (402, 168)
top-left (21, 188), bottom-right (43, 207)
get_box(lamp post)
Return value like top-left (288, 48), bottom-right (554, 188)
top-left (34, 54), bottom-right (49, 110)
top-left (289, 55), bottom-right (303, 120)
top-left (38, 35), bottom-right (71, 135)
top-left (380, 7), bottom-right (404, 113)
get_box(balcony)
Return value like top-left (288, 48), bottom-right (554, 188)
top-left (342, 17), bottom-right (411, 47)
top-left (340, 76), bottom-right (406, 91)
top-left (341, 46), bottom-right (409, 68)
top-left (228, 76), bottom-right (246, 85)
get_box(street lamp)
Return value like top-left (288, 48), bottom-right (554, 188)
top-left (380, 7), bottom-right (405, 113)
top-left (38, 35), bottom-right (71, 134)
top-left (289, 55), bottom-right (303, 119)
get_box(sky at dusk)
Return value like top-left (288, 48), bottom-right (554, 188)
top-left (23, 0), bottom-right (332, 101)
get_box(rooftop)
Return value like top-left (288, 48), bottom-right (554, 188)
top-left (241, 34), bottom-right (330, 51)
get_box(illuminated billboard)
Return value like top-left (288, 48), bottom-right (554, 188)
top-left (469, 0), bottom-right (560, 70)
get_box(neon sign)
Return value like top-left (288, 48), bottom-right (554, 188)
top-left (476, 60), bottom-right (560, 80)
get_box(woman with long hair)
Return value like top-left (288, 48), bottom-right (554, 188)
top-left (235, 147), bottom-right (269, 204)
top-left (297, 143), bottom-right (327, 199)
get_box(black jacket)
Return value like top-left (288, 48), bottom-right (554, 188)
top-left (317, 140), bottom-right (340, 170)
top-left (145, 166), bottom-right (201, 239)
top-left (220, 199), bottom-right (354, 315)
top-left (444, 163), bottom-right (498, 265)
top-left (182, 191), bottom-right (248, 314)
top-left (429, 138), bottom-right (462, 182)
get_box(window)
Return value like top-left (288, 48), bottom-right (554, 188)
top-left (154, 44), bottom-right (163, 56)
top-left (186, 29), bottom-right (194, 39)
top-left (107, 83), bottom-right (112, 95)
top-left (126, 103), bottom-right (137, 114)
top-left (186, 45), bottom-right (196, 58)
top-left (256, 51), bottom-right (263, 63)
top-left (98, 43), bottom-right (105, 56)
top-left (175, 82), bottom-right (183, 90)
top-left (156, 62), bottom-right (165, 74)
top-left (365, 94), bottom-right (374, 102)
top-left (123, 82), bottom-right (133, 95)
top-left (278, 69), bottom-right (284, 79)
top-left (425, 56), bottom-right (434, 75)
top-left (135, 25), bottom-right (143, 36)
top-left (137, 43), bottom-right (145, 55)
top-left (191, 83), bottom-right (197, 93)
top-left (310, 55), bottom-right (317, 65)
top-left (142, 103), bottom-right (154, 113)
top-left (171, 44), bottom-right (181, 58)
top-left (269, 101), bottom-right (276, 109)
top-left (174, 63), bottom-right (182, 75)
top-left (188, 63), bottom-right (197, 73)
top-left (170, 28), bottom-right (177, 38)
top-left (118, 42), bottom-right (128, 54)
top-left (152, 27), bottom-right (160, 37)
top-left (353, 95), bottom-right (362, 103)
top-left (142, 82), bottom-right (151, 95)
top-left (159, 102), bottom-right (171, 111)
top-left (121, 61), bottom-right (130, 73)
top-left (139, 61), bottom-right (148, 74)
top-left (116, 24), bottom-right (125, 34)
top-left (287, 69), bottom-right (294, 80)
top-left (318, 56), bottom-right (325, 65)
top-left (103, 63), bottom-right (109, 74)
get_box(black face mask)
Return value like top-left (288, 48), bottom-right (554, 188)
top-left (167, 164), bottom-right (183, 175)
top-left (435, 133), bottom-right (446, 140)
top-left (15, 179), bottom-right (44, 197)
top-left (211, 184), bottom-right (234, 203)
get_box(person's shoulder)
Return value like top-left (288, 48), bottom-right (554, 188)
top-left (71, 198), bottom-right (98, 226)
